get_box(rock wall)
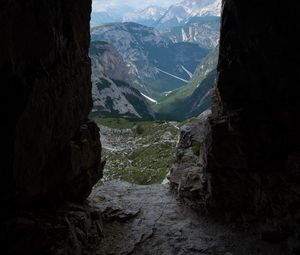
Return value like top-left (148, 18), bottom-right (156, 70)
top-left (209, 0), bottom-right (300, 219)
top-left (170, 0), bottom-right (300, 249)
top-left (169, 110), bottom-right (212, 210)
top-left (1, 0), bottom-right (103, 205)
top-left (1, 0), bottom-right (104, 253)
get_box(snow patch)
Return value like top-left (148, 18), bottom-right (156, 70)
top-left (181, 65), bottom-right (193, 78)
top-left (156, 67), bottom-right (189, 83)
top-left (141, 93), bottom-right (158, 104)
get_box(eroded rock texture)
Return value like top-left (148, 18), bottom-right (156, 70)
top-left (2, 203), bottom-right (103, 255)
top-left (90, 181), bottom-right (283, 255)
top-left (1, 0), bottom-right (103, 253)
top-left (209, 0), bottom-right (300, 220)
top-left (170, 0), bottom-right (300, 251)
top-left (1, 0), bottom-right (103, 204)
top-left (169, 110), bottom-right (212, 210)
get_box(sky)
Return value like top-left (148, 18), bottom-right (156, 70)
top-left (92, 0), bottom-right (181, 11)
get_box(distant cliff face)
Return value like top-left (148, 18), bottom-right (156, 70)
top-left (90, 41), bottom-right (129, 81)
top-left (1, 0), bottom-right (103, 204)
top-left (90, 41), bottom-right (155, 119)
top-left (156, 0), bottom-right (221, 30)
top-left (162, 16), bottom-right (220, 49)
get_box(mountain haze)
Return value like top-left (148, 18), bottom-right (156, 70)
top-left (123, 6), bottom-right (166, 27)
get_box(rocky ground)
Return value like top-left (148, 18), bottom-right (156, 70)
top-left (89, 181), bottom-right (283, 255)
top-left (96, 117), bottom-right (180, 184)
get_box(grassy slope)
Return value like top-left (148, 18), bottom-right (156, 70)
top-left (95, 117), bottom-right (179, 185)
top-left (154, 46), bottom-right (219, 115)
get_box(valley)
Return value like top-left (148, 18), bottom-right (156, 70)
top-left (90, 19), bottom-right (220, 119)
top-left (94, 117), bottom-right (180, 185)
top-left (90, 0), bottom-right (221, 186)
top-left (91, 22), bottom-right (209, 99)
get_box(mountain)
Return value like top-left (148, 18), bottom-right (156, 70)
top-left (155, 0), bottom-right (221, 30)
top-left (161, 16), bottom-right (220, 49)
top-left (154, 45), bottom-right (219, 120)
top-left (89, 41), bottom-right (129, 81)
top-left (91, 4), bottom-right (135, 26)
top-left (90, 41), bottom-right (154, 119)
top-left (123, 6), bottom-right (166, 27)
top-left (182, 69), bottom-right (217, 118)
top-left (91, 22), bottom-right (208, 99)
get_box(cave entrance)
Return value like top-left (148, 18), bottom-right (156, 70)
top-left (89, 0), bottom-right (221, 185)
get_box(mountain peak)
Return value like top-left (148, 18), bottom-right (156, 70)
top-left (156, 0), bottom-right (221, 29)
top-left (123, 5), bottom-right (166, 26)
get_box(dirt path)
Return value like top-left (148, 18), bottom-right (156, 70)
top-left (89, 181), bottom-right (282, 255)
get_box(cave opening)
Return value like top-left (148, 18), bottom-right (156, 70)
top-left (89, 0), bottom-right (221, 186)
top-left (1, 0), bottom-right (300, 254)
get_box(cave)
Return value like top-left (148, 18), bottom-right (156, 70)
top-left (1, 0), bottom-right (299, 254)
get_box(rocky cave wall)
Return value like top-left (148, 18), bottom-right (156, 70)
top-left (1, 0), bottom-right (300, 253)
top-left (0, 0), bottom-right (103, 208)
top-left (208, 0), bottom-right (300, 219)
top-left (1, 1), bottom-right (105, 253)
top-left (170, 0), bottom-right (300, 231)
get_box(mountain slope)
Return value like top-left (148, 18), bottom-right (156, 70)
top-left (90, 41), bottom-right (154, 119)
top-left (162, 16), bottom-right (220, 49)
top-left (154, 46), bottom-right (219, 119)
top-left (156, 69), bottom-right (216, 120)
top-left (91, 22), bottom-right (208, 99)
top-left (89, 41), bottom-right (129, 81)
top-left (155, 0), bottom-right (221, 30)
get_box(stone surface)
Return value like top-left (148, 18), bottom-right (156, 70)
top-left (1, 203), bottom-right (103, 255)
top-left (170, 0), bottom-right (300, 250)
top-left (89, 181), bottom-right (284, 255)
top-left (169, 110), bottom-right (212, 209)
top-left (0, 0), bottom-right (103, 205)
top-left (207, 0), bottom-right (300, 222)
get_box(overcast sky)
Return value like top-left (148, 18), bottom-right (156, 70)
top-left (92, 0), bottom-right (181, 11)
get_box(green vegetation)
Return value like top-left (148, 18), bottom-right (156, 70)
top-left (178, 117), bottom-right (199, 127)
top-left (94, 116), bottom-right (142, 129)
top-left (154, 46), bottom-right (219, 118)
top-left (136, 124), bottom-right (144, 135)
top-left (94, 117), bottom-right (179, 185)
top-left (193, 143), bottom-right (201, 156)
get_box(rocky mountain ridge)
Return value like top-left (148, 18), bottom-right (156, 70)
top-left (90, 41), bottom-right (154, 119)
top-left (91, 0), bottom-right (221, 30)
top-left (155, 0), bottom-right (221, 30)
top-left (123, 6), bottom-right (166, 27)
top-left (91, 22), bottom-right (208, 99)
top-left (162, 16), bottom-right (220, 49)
